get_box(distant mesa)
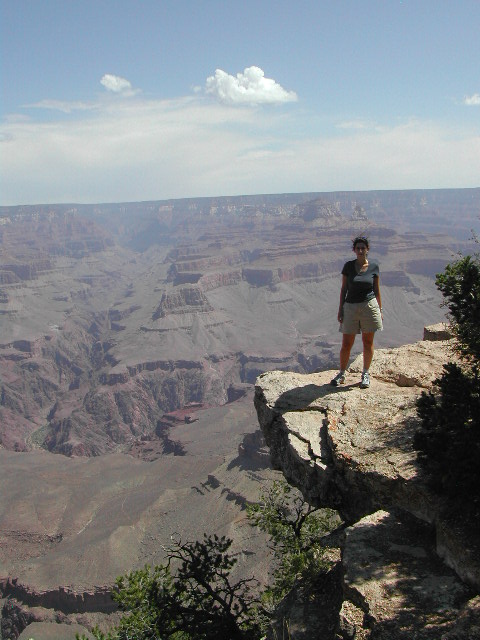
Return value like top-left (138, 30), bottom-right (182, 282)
top-left (152, 287), bottom-right (214, 320)
top-left (381, 270), bottom-right (419, 291)
top-left (294, 198), bottom-right (342, 222)
top-left (351, 204), bottom-right (368, 220)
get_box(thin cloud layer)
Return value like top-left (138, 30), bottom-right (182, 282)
top-left (336, 120), bottom-right (384, 132)
top-left (464, 93), bottom-right (480, 106)
top-left (100, 74), bottom-right (137, 96)
top-left (2, 94), bottom-right (479, 206)
top-left (23, 99), bottom-right (97, 113)
top-left (205, 66), bottom-right (298, 106)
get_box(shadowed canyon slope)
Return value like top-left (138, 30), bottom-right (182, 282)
top-left (0, 189), bottom-right (479, 638)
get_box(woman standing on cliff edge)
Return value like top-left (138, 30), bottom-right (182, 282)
top-left (331, 236), bottom-right (383, 388)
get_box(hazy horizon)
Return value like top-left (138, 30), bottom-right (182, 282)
top-left (2, 186), bottom-right (480, 213)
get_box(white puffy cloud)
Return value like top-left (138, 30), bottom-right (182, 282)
top-left (464, 93), bottom-right (480, 106)
top-left (100, 74), bottom-right (137, 96)
top-left (205, 66), bottom-right (298, 106)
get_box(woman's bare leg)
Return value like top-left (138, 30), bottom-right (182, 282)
top-left (340, 334), bottom-right (356, 371)
top-left (362, 332), bottom-right (375, 370)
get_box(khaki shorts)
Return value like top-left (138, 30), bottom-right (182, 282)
top-left (340, 298), bottom-right (383, 334)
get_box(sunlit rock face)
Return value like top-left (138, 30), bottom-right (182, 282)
top-left (254, 333), bottom-right (454, 523)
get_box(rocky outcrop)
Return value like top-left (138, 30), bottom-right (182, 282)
top-left (1, 579), bottom-right (115, 614)
top-left (423, 322), bottom-right (452, 341)
top-left (198, 270), bottom-right (242, 290)
top-left (405, 257), bottom-right (451, 277)
top-left (152, 287), bottom-right (213, 319)
top-left (342, 510), bottom-right (473, 639)
top-left (0, 258), bottom-right (53, 281)
top-left (166, 251), bottom-right (243, 276)
top-left (242, 262), bottom-right (340, 287)
top-left (45, 364), bottom-right (224, 457)
top-left (380, 269), bottom-right (418, 292)
top-left (351, 204), bottom-right (368, 221)
top-left (0, 271), bottom-right (21, 284)
top-left (254, 327), bottom-right (480, 637)
top-left (101, 358), bottom-right (203, 384)
top-left (108, 305), bottom-right (141, 322)
top-left (1, 580), bottom-right (114, 640)
top-left (295, 199), bottom-right (342, 222)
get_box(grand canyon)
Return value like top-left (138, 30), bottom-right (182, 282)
top-left (1, 188), bottom-right (479, 639)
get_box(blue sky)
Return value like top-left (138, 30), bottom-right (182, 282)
top-left (1, 0), bottom-right (479, 205)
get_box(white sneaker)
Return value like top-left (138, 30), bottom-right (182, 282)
top-left (330, 372), bottom-right (346, 386)
top-left (360, 372), bottom-right (370, 388)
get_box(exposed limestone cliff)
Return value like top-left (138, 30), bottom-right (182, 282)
top-left (152, 287), bottom-right (213, 319)
top-left (294, 199), bottom-right (342, 222)
top-left (254, 325), bottom-right (480, 638)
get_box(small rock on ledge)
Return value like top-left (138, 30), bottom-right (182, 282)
top-left (423, 322), bottom-right (453, 341)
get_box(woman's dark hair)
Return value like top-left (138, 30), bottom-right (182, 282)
top-left (352, 236), bottom-right (370, 250)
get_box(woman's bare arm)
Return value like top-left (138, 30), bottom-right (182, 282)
top-left (338, 275), bottom-right (348, 322)
top-left (373, 276), bottom-right (382, 315)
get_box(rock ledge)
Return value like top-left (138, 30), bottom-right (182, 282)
top-left (254, 328), bottom-right (480, 637)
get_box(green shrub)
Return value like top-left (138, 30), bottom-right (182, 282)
top-left (77, 534), bottom-right (263, 640)
top-left (436, 255), bottom-right (480, 364)
top-left (77, 481), bottom-right (337, 640)
top-left (415, 362), bottom-right (480, 504)
top-left (414, 252), bottom-right (480, 511)
top-left (247, 480), bottom-right (338, 605)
